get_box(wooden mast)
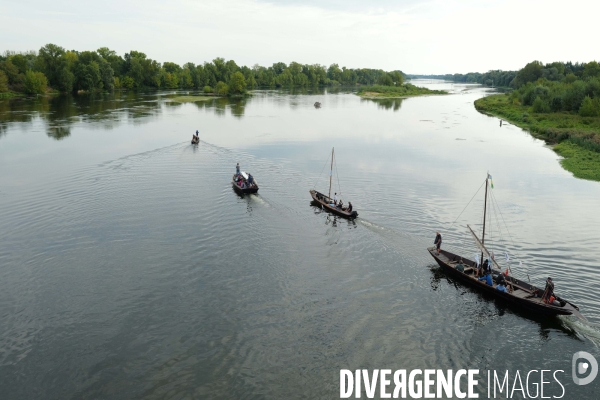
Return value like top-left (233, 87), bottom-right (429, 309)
top-left (328, 147), bottom-right (334, 199)
top-left (481, 173), bottom-right (489, 264)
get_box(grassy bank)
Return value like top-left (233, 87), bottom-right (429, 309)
top-left (357, 83), bottom-right (447, 99)
top-left (475, 93), bottom-right (600, 181)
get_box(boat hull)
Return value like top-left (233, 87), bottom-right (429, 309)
top-left (310, 190), bottom-right (358, 219)
top-left (232, 174), bottom-right (259, 194)
top-left (428, 248), bottom-right (580, 317)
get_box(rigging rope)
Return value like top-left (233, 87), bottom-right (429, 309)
top-left (446, 179), bottom-right (486, 232)
top-left (312, 151), bottom-right (331, 189)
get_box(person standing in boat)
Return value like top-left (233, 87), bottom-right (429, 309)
top-left (543, 277), bottom-right (555, 301)
top-left (236, 163), bottom-right (240, 176)
top-left (434, 232), bottom-right (442, 254)
top-left (333, 193), bottom-right (338, 205)
top-left (247, 173), bottom-right (254, 187)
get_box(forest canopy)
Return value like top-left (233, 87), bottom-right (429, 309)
top-left (0, 44), bottom-right (407, 96)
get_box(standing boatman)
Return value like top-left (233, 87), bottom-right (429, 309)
top-left (236, 163), bottom-right (240, 175)
top-left (434, 231), bottom-right (442, 254)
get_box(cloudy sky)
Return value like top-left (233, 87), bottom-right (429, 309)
top-left (0, 0), bottom-right (596, 74)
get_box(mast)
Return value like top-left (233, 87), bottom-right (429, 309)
top-left (328, 147), bottom-right (334, 199)
top-left (481, 173), bottom-right (489, 263)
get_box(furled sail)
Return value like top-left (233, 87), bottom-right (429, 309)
top-left (467, 224), bottom-right (502, 270)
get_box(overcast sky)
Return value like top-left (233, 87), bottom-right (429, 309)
top-left (0, 0), bottom-right (597, 74)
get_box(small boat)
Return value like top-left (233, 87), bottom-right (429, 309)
top-left (310, 190), bottom-right (358, 218)
top-left (428, 174), bottom-right (582, 318)
top-left (232, 171), bottom-right (259, 194)
top-left (191, 136), bottom-right (199, 144)
top-left (310, 148), bottom-right (358, 219)
top-left (314, 102), bottom-right (322, 108)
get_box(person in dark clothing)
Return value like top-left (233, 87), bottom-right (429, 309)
top-left (346, 202), bottom-right (353, 212)
top-left (543, 277), bottom-right (555, 301)
top-left (247, 173), bottom-right (254, 186)
top-left (434, 232), bottom-right (442, 254)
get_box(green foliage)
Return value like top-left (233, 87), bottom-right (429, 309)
top-left (203, 85), bottom-right (213, 93)
top-left (357, 83), bottom-right (446, 98)
top-left (23, 70), bottom-right (47, 94)
top-left (475, 93), bottom-right (600, 181)
top-left (579, 96), bottom-right (600, 117)
top-left (2, 43), bottom-right (413, 95)
top-left (532, 96), bottom-right (550, 113)
top-left (0, 70), bottom-right (8, 92)
top-left (228, 71), bottom-right (247, 95)
top-left (555, 141), bottom-right (600, 181)
top-left (215, 81), bottom-right (228, 96)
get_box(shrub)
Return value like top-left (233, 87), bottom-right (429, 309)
top-left (215, 81), bottom-right (228, 96)
top-left (579, 96), bottom-right (600, 117)
top-left (228, 72), bottom-right (247, 95)
top-left (532, 96), bottom-right (550, 113)
top-left (203, 85), bottom-right (213, 93)
top-left (0, 70), bottom-right (8, 92)
top-left (22, 70), bottom-right (47, 94)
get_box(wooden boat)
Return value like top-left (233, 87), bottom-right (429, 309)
top-left (232, 171), bottom-right (259, 194)
top-left (314, 102), bottom-right (322, 108)
top-left (310, 190), bottom-right (358, 218)
top-left (310, 148), bottom-right (358, 219)
top-left (191, 136), bottom-right (199, 144)
top-left (428, 174), bottom-right (582, 318)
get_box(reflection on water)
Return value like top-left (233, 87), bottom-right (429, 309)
top-left (364, 97), bottom-right (405, 111)
top-left (0, 91), bottom-right (257, 139)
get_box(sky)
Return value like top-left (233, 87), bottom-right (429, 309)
top-left (0, 0), bottom-right (597, 74)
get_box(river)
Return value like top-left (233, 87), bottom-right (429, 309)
top-left (1, 81), bottom-right (599, 398)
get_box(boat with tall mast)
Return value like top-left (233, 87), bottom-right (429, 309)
top-left (428, 173), bottom-right (582, 317)
top-left (309, 147), bottom-right (358, 219)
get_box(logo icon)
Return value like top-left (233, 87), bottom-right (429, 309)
top-left (572, 351), bottom-right (598, 385)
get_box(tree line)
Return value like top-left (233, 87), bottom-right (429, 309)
top-left (409, 60), bottom-right (600, 116)
top-left (0, 44), bottom-right (406, 96)
top-left (508, 61), bottom-right (600, 117)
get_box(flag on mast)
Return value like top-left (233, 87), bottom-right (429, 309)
top-left (488, 174), bottom-right (494, 189)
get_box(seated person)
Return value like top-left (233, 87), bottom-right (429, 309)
top-left (338, 200), bottom-right (343, 209)
top-left (478, 273), bottom-right (493, 286)
top-left (496, 283), bottom-right (508, 293)
top-left (346, 202), bottom-right (353, 212)
top-left (455, 258), bottom-right (465, 272)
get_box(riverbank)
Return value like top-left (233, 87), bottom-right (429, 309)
top-left (357, 83), bottom-right (447, 99)
top-left (475, 94), bottom-right (600, 181)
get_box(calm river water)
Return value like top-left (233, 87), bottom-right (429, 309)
top-left (1, 81), bottom-right (599, 399)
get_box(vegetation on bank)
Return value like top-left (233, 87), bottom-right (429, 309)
top-left (474, 59), bottom-right (600, 181)
top-left (0, 44), bottom-right (408, 98)
top-left (358, 83), bottom-right (447, 98)
top-left (167, 95), bottom-right (213, 103)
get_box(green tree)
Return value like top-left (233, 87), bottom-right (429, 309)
top-left (203, 85), bottom-right (213, 93)
top-left (579, 95), bottom-right (599, 117)
top-left (0, 70), bottom-right (8, 92)
top-left (23, 70), bottom-right (48, 94)
top-left (228, 71), bottom-right (247, 94)
top-left (215, 81), bottom-right (229, 96)
top-left (0, 60), bottom-right (22, 84)
top-left (36, 44), bottom-right (67, 88)
top-left (532, 96), bottom-right (550, 113)
top-left (583, 61), bottom-right (600, 78)
top-left (513, 61), bottom-right (543, 88)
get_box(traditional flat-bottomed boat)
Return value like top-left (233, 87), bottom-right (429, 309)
top-left (310, 147), bottom-right (357, 219)
top-left (428, 174), bottom-right (582, 318)
top-left (232, 171), bottom-right (259, 194)
top-left (310, 190), bottom-right (358, 218)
